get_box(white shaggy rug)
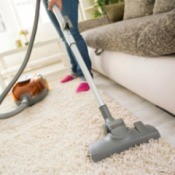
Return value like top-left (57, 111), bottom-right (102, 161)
top-left (0, 71), bottom-right (175, 175)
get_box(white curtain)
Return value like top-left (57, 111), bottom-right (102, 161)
top-left (0, 0), bottom-right (59, 52)
top-left (0, 13), bottom-right (6, 33)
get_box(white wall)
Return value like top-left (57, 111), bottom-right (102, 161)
top-left (0, 0), bottom-right (64, 71)
top-left (0, 0), bottom-right (60, 50)
top-left (0, 0), bottom-right (84, 52)
top-left (0, 0), bottom-right (85, 72)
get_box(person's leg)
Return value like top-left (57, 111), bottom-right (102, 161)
top-left (42, 0), bottom-right (79, 80)
top-left (62, 0), bottom-right (92, 92)
top-left (62, 0), bottom-right (92, 76)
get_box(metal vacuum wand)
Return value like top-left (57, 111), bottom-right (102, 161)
top-left (52, 6), bottom-right (161, 162)
top-left (52, 6), bottom-right (114, 123)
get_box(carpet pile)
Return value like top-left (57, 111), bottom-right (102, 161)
top-left (0, 71), bottom-right (175, 175)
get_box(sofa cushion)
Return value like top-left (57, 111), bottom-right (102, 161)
top-left (153, 0), bottom-right (175, 14)
top-left (83, 13), bottom-right (165, 56)
top-left (137, 9), bottom-right (175, 56)
top-left (124, 0), bottom-right (155, 20)
top-left (105, 2), bottom-right (124, 22)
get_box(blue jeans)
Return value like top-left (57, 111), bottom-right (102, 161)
top-left (42, 0), bottom-right (92, 77)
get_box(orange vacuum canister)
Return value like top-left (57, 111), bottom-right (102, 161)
top-left (12, 74), bottom-right (49, 104)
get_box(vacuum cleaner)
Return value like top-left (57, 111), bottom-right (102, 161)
top-left (0, 0), bottom-right (49, 119)
top-left (0, 0), bottom-right (160, 162)
top-left (51, 6), bottom-right (161, 162)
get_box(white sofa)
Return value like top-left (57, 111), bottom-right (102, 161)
top-left (88, 47), bottom-right (175, 115)
top-left (78, 1), bottom-right (175, 115)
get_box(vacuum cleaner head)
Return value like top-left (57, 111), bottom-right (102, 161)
top-left (12, 74), bottom-right (49, 106)
top-left (89, 119), bottom-right (160, 162)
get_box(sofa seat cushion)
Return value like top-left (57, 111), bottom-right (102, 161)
top-left (83, 12), bottom-right (166, 56)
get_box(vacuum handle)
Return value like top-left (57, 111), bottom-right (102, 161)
top-left (52, 6), bottom-right (106, 107)
top-left (52, 6), bottom-right (115, 122)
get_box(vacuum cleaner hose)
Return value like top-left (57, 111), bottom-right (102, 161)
top-left (0, 0), bottom-right (41, 119)
top-left (0, 102), bottom-right (28, 120)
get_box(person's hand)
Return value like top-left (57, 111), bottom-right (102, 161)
top-left (48, 0), bottom-right (62, 11)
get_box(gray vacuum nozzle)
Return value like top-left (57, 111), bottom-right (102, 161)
top-left (89, 121), bottom-right (160, 162)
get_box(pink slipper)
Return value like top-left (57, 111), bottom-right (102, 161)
top-left (76, 82), bottom-right (90, 93)
top-left (60, 75), bottom-right (75, 83)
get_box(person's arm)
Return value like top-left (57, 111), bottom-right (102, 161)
top-left (48, 0), bottom-right (62, 11)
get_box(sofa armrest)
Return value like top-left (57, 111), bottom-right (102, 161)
top-left (78, 15), bottom-right (111, 33)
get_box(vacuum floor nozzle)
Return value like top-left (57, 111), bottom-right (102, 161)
top-left (89, 120), bottom-right (160, 162)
